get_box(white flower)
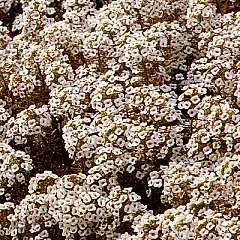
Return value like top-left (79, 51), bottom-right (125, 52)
top-left (40, 117), bottom-right (51, 127)
top-left (16, 173), bottom-right (25, 183)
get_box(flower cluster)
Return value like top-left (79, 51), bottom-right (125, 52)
top-left (3, 171), bottom-right (147, 239)
top-left (4, 104), bottom-right (52, 145)
top-left (121, 154), bottom-right (240, 239)
top-left (0, 142), bottom-right (33, 203)
top-left (0, 0), bottom-right (239, 239)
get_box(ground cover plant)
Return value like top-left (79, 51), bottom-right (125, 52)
top-left (0, 0), bottom-right (240, 239)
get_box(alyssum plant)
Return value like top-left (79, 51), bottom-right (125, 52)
top-left (0, 0), bottom-right (240, 239)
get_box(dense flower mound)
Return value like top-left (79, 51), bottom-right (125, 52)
top-left (0, 0), bottom-right (240, 239)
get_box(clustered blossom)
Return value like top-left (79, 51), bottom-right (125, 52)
top-left (3, 171), bottom-right (147, 239)
top-left (0, 0), bottom-right (240, 239)
top-left (0, 143), bottom-right (33, 203)
top-left (122, 155), bottom-right (240, 239)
